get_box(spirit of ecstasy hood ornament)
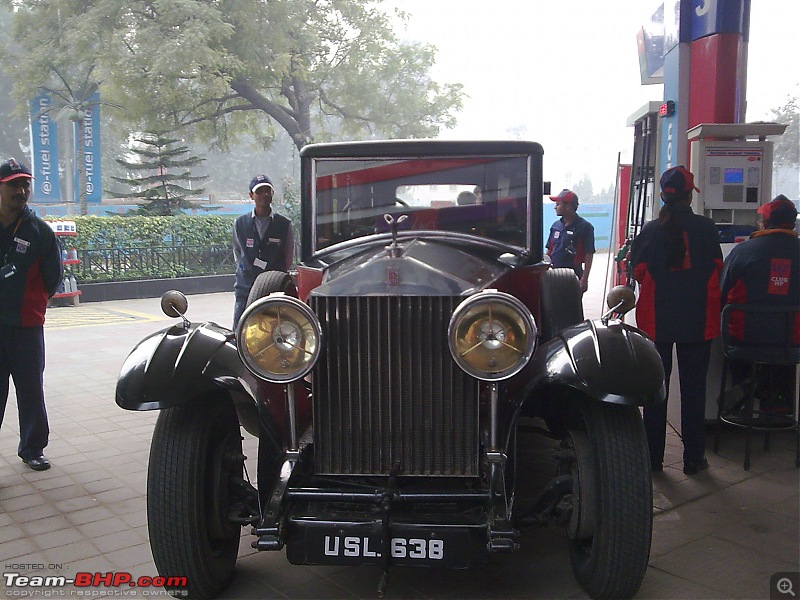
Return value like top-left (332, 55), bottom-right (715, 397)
top-left (384, 213), bottom-right (408, 257)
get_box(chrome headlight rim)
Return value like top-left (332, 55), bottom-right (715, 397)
top-left (235, 293), bottom-right (322, 383)
top-left (448, 290), bottom-right (537, 381)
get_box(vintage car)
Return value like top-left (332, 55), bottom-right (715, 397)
top-left (116, 140), bottom-right (665, 599)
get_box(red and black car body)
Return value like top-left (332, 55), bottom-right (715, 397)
top-left (117, 140), bottom-right (665, 599)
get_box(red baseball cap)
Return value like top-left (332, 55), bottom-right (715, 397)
top-left (549, 189), bottom-right (579, 206)
top-left (660, 166), bottom-right (700, 197)
top-left (757, 195), bottom-right (798, 227)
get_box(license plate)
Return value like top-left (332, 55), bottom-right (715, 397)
top-left (322, 535), bottom-right (445, 561)
top-left (287, 521), bottom-right (485, 568)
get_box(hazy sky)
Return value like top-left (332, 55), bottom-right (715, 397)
top-left (390, 0), bottom-right (799, 190)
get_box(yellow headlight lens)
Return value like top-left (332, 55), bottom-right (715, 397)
top-left (448, 291), bottom-right (536, 381)
top-left (236, 294), bottom-right (321, 383)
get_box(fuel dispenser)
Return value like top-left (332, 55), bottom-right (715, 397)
top-left (689, 122), bottom-right (787, 255)
top-left (665, 122), bottom-right (793, 423)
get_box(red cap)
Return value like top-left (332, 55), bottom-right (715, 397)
top-left (757, 195), bottom-right (798, 227)
top-left (660, 166), bottom-right (700, 197)
top-left (549, 189), bottom-right (579, 206)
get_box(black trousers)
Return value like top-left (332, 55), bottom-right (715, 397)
top-left (644, 340), bottom-right (712, 465)
top-left (0, 324), bottom-right (50, 460)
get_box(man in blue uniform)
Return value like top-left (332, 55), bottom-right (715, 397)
top-left (545, 189), bottom-right (595, 293)
top-left (232, 174), bottom-right (294, 328)
top-left (0, 159), bottom-right (63, 471)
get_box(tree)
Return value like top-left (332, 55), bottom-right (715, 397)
top-left (572, 176), bottom-right (595, 203)
top-left (769, 95), bottom-right (799, 170)
top-left (4, 0), bottom-right (464, 152)
top-left (109, 132), bottom-right (210, 216)
top-left (767, 95), bottom-right (799, 198)
top-left (0, 5), bottom-right (28, 158)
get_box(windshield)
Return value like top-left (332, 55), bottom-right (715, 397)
top-left (311, 156), bottom-right (531, 253)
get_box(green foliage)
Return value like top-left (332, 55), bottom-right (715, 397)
top-left (47, 215), bottom-right (233, 249)
top-left (769, 96), bottom-right (799, 170)
top-left (109, 131), bottom-right (210, 215)
top-left (44, 215), bottom-right (236, 282)
top-left (3, 0), bottom-right (463, 152)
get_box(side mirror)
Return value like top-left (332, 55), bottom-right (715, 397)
top-left (161, 290), bottom-right (189, 318)
top-left (603, 285), bottom-right (636, 322)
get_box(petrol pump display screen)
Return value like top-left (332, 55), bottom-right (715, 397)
top-left (696, 141), bottom-right (768, 209)
top-left (723, 168), bottom-right (743, 184)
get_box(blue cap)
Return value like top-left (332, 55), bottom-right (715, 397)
top-left (0, 158), bottom-right (33, 183)
top-left (249, 174), bottom-right (273, 193)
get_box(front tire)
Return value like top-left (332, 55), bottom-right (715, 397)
top-left (147, 399), bottom-right (243, 599)
top-left (566, 402), bottom-right (652, 599)
top-left (540, 267), bottom-right (583, 341)
top-left (247, 271), bottom-right (296, 306)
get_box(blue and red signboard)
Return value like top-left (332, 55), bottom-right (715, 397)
top-left (648, 0), bottom-right (750, 177)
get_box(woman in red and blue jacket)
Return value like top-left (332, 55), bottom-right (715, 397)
top-left (629, 166), bottom-right (723, 475)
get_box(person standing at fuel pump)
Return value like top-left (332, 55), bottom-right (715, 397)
top-left (545, 189), bottom-right (595, 293)
top-left (0, 158), bottom-right (63, 472)
top-left (232, 174), bottom-right (294, 328)
top-left (629, 166), bottom-right (723, 475)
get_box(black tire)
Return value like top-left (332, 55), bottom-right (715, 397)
top-left (565, 402), bottom-right (652, 599)
top-left (246, 271), bottom-right (297, 307)
top-left (540, 267), bottom-right (583, 342)
top-left (147, 400), bottom-right (243, 599)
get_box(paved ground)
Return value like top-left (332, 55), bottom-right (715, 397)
top-left (1, 255), bottom-right (798, 599)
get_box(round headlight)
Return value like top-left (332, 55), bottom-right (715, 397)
top-left (448, 291), bottom-right (536, 381)
top-left (236, 294), bottom-right (322, 383)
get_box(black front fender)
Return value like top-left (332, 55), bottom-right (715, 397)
top-left (115, 321), bottom-right (258, 412)
top-left (523, 319), bottom-right (666, 407)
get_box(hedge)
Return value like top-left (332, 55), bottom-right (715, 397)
top-left (44, 215), bottom-right (235, 250)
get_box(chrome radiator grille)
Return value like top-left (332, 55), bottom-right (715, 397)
top-left (310, 296), bottom-right (479, 477)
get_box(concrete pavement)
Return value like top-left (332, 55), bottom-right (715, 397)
top-left (1, 254), bottom-right (798, 599)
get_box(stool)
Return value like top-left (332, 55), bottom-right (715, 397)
top-left (713, 303), bottom-right (800, 470)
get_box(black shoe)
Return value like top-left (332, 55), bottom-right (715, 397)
top-left (683, 458), bottom-right (708, 476)
top-left (651, 461), bottom-right (663, 472)
top-left (23, 456), bottom-right (51, 471)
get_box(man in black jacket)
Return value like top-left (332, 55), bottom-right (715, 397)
top-left (232, 174), bottom-right (294, 328)
top-left (0, 158), bottom-right (63, 471)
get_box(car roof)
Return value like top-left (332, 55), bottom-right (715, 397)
top-left (300, 139), bottom-right (544, 159)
